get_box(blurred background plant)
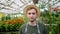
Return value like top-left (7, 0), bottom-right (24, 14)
top-left (0, 14), bottom-right (24, 32)
top-left (0, 0), bottom-right (60, 34)
top-left (35, 0), bottom-right (60, 34)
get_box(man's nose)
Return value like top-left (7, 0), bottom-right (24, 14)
top-left (30, 14), bottom-right (33, 17)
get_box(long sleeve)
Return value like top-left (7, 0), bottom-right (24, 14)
top-left (19, 23), bottom-right (26, 34)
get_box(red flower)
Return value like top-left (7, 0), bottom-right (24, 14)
top-left (53, 7), bottom-right (59, 11)
top-left (11, 20), bottom-right (15, 24)
top-left (16, 19), bottom-right (24, 24)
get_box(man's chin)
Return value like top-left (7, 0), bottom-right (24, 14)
top-left (29, 20), bottom-right (35, 22)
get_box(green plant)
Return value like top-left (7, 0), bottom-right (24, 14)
top-left (0, 15), bottom-right (24, 32)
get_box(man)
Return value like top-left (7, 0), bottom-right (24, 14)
top-left (19, 5), bottom-right (48, 34)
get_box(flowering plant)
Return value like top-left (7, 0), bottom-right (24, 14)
top-left (0, 16), bottom-right (24, 32)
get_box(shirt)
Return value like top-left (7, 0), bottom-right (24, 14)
top-left (19, 22), bottom-right (48, 34)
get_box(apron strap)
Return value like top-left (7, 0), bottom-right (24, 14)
top-left (37, 22), bottom-right (41, 34)
top-left (25, 23), bottom-right (28, 33)
top-left (25, 22), bottom-right (41, 34)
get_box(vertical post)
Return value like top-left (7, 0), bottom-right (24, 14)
top-left (33, 0), bottom-right (38, 4)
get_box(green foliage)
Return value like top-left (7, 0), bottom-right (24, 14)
top-left (1, 14), bottom-right (11, 21)
top-left (6, 14), bottom-right (11, 20)
top-left (0, 14), bottom-right (24, 32)
top-left (40, 11), bottom-right (60, 34)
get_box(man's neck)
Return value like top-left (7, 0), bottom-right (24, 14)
top-left (28, 21), bottom-right (37, 26)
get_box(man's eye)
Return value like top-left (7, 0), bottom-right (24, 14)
top-left (32, 13), bottom-right (35, 15)
top-left (28, 13), bottom-right (31, 15)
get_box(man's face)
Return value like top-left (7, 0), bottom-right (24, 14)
top-left (26, 9), bottom-right (37, 22)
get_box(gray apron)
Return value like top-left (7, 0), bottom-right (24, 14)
top-left (25, 22), bottom-right (41, 34)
